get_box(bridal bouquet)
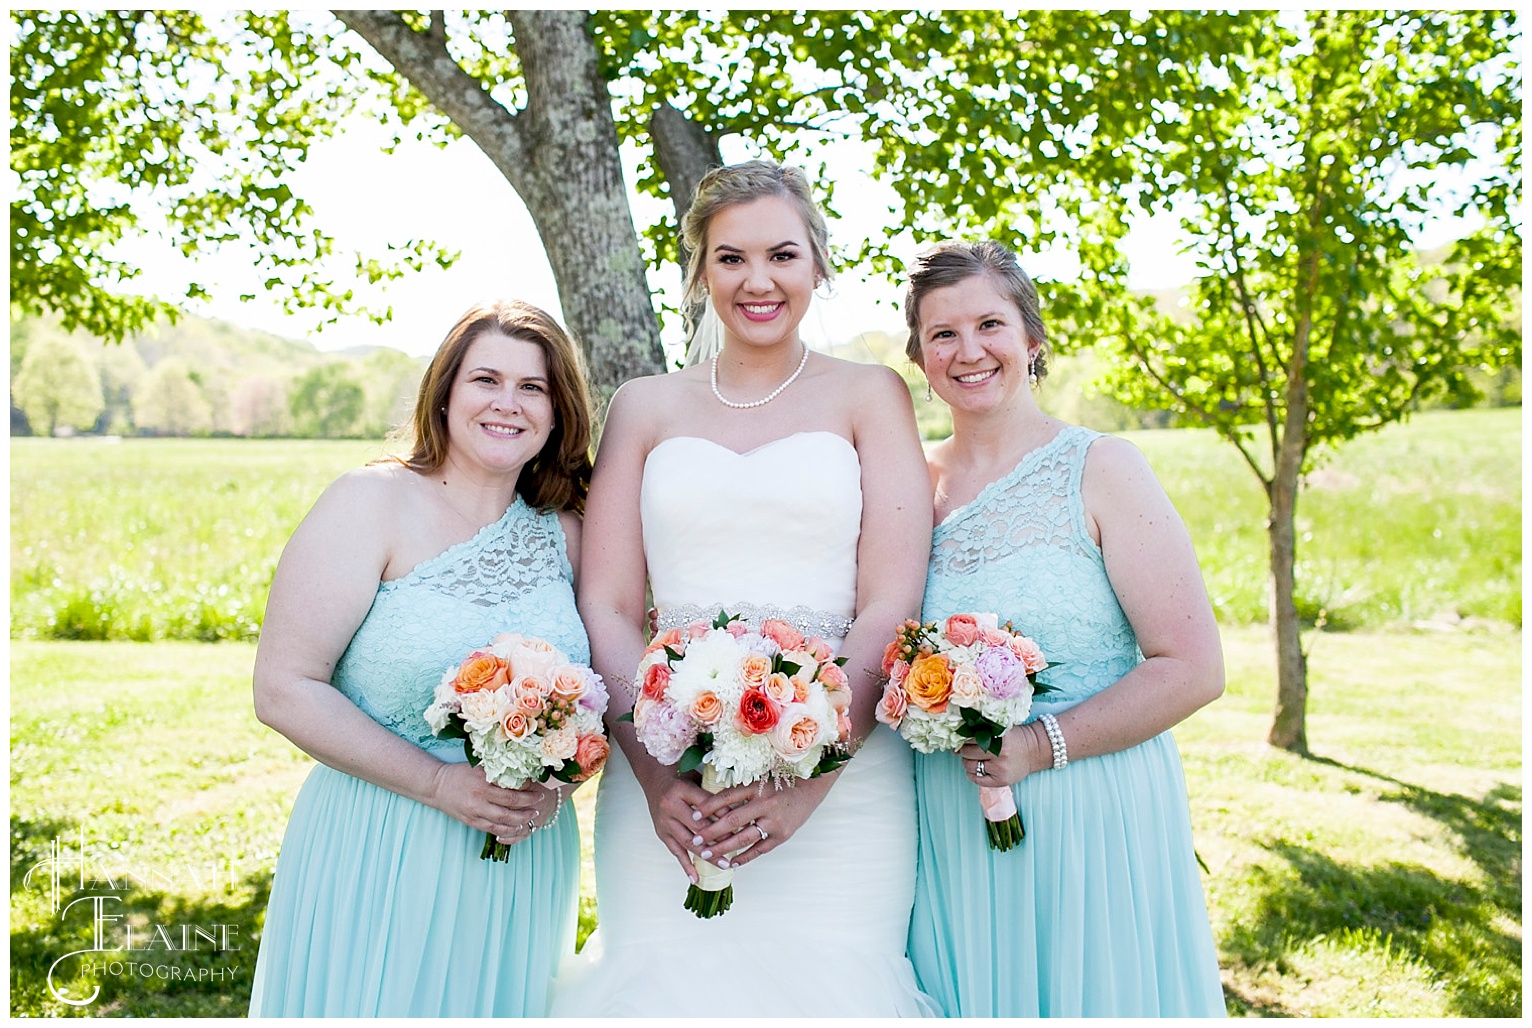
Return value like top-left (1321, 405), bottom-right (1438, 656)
top-left (626, 610), bottom-right (855, 917)
top-left (876, 613), bottom-right (1050, 851)
top-left (424, 632), bottom-right (610, 861)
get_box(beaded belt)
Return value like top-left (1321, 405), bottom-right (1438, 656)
top-left (655, 602), bottom-right (854, 641)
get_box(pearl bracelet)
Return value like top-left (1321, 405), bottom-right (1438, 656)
top-left (1039, 713), bottom-right (1069, 771)
top-left (537, 788), bottom-right (565, 832)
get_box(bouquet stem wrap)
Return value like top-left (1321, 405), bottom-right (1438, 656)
top-left (684, 764), bottom-right (735, 918)
top-left (978, 784), bottom-right (1025, 851)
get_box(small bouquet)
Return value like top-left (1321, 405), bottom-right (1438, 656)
top-left (625, 610), bottom-right (855, 917)
top-left (876, 613), bottom-right (1051, 851)
top-left (424, 632), bottom-right (610, 861)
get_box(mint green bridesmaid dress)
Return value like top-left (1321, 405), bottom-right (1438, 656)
top-left (909, 426), bottom-right (1225, 1017)
top-left (248, 498), bottom-right (585, 1017)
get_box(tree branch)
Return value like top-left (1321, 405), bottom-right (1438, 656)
top-left (332, 9), bottom-right (528, 188)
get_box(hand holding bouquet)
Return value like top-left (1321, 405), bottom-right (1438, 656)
top-left (877, 613), bottom-right (1051, 851)
top-left (625, 610), bottom-right (854, 917)
top-left (424, 632), bottom-right (610, 861)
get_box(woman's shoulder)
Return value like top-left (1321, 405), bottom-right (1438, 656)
top-left (328, 460), bottom-right (421, 505)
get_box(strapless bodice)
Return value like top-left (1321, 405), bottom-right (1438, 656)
top-left (640, 431), bottom-right (862, 622)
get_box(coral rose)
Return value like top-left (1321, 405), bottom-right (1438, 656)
top-left (945, 614), bottom-right (980, 647)
top-left (760, 619), bottom-right (805, 652)
top-left (642, 663), bottom-right (671, 701)
top-left (646, 627), bottom-right (684, 655)
top-left (819, 662), bottom-right (849, 691)
top-left (904, 653), bottom-right (954, 713)
top-left (881, 640), bottom-right (901, 677)
top-left (453, 652), bottom-right (510, 693)
top-left (876, 685), bottom-right (908, 728)
top-left (690, 691), bottom-right (724, 726)
top-left (572, 734), bottom-right (610, 781)
top-left (736, 687), bottom-right (781, 734)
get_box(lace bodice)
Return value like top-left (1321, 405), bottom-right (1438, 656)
top-left (923, 425), bottom-right (1141, 710)
top-left (332, 497), bottom-right (588, 757)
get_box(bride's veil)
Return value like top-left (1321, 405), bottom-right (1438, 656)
top-left (682, 301), bottom-right (724, 368)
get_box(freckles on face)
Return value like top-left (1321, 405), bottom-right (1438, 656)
top-left (915, 274), bottom-right (1032, 407)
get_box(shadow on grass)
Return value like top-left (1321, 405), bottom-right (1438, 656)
top-left (1221, 765), bottom-right (1522, 1018)
top-left (10, 814), bottom-right (271, 1017)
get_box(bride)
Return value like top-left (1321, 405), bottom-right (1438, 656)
top-left (551, 160), bottom-right (937, 1016)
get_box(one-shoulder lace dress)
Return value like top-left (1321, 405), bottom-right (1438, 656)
top-left (552, 431), bottom-right (938, 1017)
top-left (249, 498), bottom-right (588, 1017)
top-left (907, 425), bottom-right (1225, 1016)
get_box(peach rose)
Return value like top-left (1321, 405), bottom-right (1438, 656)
top-left (453, 652), bottom-right (510, 693)
top-left (646, 627), bottom-right (684, 655)
top-left (690, 690), bottom-right (724, 726)
top-left (825, 684), bottom-right (852, 712)
top-left (904, 653), bottom-right (954, 713)
top-left (876, 685), bottom-right (908, 728)
top-left (836, 710), bottom-right (853, 741)
top-left (513, 675), bottom-right (547, 713)
top-left (550, 665), bottom-right (588, 699)
top-left (724, 621), bottom-right (749, 638)
top-left (501, 709), bottom-right (533, 740)
top-left (980, 627), bottom-right (1012, 648)
top-left (945, 614), bottom-right (980, 647)
top-left (642, 663), bottom-right (672, 701)
top-left (819, 662), bottom-right (849, 691)
top-left (686, 621), bottom-right (712, 640)
top-left (769, 707), bottom-right (823, 760)
top-left (763, 671), bottom-right (796, 706)
top-left (951, 665), bottom-right (985, 704)
top-left (806, 638), bottom-right (833, 663)
top-left (572, 734), bottom-right (611, 781)
top-left (790, 673), bottom-right (811, 704)
top-left (1011, 635), bottom-right (1047, 675)
top-left (890, 658), bottom-right (911, 685)
top-left (507, 637), bottom-right (559, 679)
top-left (740, 652), bottom-right (772, 689)
top-left (760, 619), bottom-right (805, 652)
top-left (881, 640), bottom-right (901, 677)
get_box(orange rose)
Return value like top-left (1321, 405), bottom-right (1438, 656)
top-left (945, 614), bottom-right (980, 647)
top-left (453, 652), bottom-right (510, 693)
top-left (761, 619), bottom-right (805, 652)
top-left (642, 663), bottom-right (671, 701)
top-left (876, 684), bottom-right (908, 728)
top-left (881, 640), bottom-right (901, 677)
top-left (904, 653), bottom-right (954, 713)
top-left (572, 734), bottom-right (611, 781)
top-left (690, 691), bottom-right (724, 726)
top-left (740, 652), bottom-right (772, 689)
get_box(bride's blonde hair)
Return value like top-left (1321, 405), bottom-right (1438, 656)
top-left (679, 160), bottom-right (834, 308)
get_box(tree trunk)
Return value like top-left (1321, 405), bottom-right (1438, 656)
top-left (333, 10), bottom-right (664, 399)
top-left (1265, 469), bottom-right (1308, 752)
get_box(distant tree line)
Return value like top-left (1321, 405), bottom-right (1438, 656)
top-left (9, 312), bottom-right (423, 439)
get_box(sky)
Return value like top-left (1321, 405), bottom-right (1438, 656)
top-left (119, 118), bottom-right (1203, 362)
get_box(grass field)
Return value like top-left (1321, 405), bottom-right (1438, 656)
top-left (9, 408), bottom-right (1522, 1016)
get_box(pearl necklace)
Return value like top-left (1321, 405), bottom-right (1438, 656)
top-left (710, 344), bottom-right (810, 409)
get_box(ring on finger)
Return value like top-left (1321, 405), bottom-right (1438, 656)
top-left (753, 822), bottom-right (769, 843)
top-left (525, 819), bottom-right (536, 832)
top-left (975, 760), bottom-right (986, 778)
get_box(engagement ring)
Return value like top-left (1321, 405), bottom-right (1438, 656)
top-left (975, 760), bottom-right (987, 778)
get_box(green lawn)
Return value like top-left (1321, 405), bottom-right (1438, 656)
top-left (9, 408), bottom-right (1521, 1015)
top-left (9, 624), bottom-right (1520, 1016)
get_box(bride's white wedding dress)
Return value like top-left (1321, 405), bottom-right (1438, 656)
top-left (551, 431), bottom-right (937, 1017)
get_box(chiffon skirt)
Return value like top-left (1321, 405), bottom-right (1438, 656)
top-left (908, 730), bottom-right (1226, 1017)
top-left (552, 727), bottom-right (939, 1017)
top-left (248, 763), bottom-right (579, 1017)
